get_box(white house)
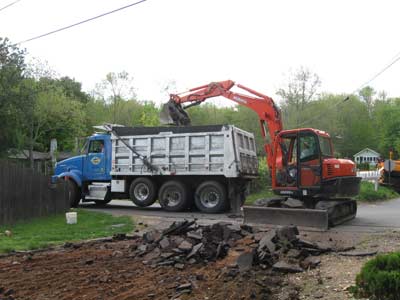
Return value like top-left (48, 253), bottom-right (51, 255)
top-left (353, 148), bottom-right (381, 166)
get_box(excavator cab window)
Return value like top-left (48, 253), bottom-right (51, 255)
top-left (275, 135), bottom-right (298, 187)
top-left (319, 136), bottom-right (333, 157)
top-left (299, 134), bottom-right (319, 162)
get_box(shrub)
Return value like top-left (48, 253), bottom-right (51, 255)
top-left (356, 182), bottom-right (398, 202)
top-left (353, 252), bottom-right (400, 300)
top-left (252, 157), bottom-right (271, 192)
top-left (357, 162), bottom-right (373, 171)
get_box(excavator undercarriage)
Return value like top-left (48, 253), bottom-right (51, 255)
top-left (160, 81), bottom-right (361, 230)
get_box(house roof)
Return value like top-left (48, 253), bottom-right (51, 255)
top-left (353, 147), bottom-right (380, 157)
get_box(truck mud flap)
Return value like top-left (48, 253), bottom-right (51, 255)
top-left (243, 206), bottom-right (329, 231)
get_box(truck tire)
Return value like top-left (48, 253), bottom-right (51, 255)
top-left (195, 181), bottom-right (227, 213)
top-left (67, 179), bottom-right (81, 208)
top-left (129, 177), bottom-right (157, 207)
top-left (158, 180), bottom-right (189, 212)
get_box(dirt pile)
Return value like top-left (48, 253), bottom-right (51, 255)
top-left (0, 220), bottom-right (339, 300)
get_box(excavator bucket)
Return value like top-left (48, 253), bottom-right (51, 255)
top-left (160, 100), bottom-right (191, 126)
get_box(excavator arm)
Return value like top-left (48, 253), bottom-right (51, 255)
top-left (160, 80), bottom-right (283, 171)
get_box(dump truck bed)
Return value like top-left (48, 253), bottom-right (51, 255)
top-left (110, 125), bottom-right (258, 178)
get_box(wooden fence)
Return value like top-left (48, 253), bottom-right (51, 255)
top-left (0, 160), bottom-right (68, 226)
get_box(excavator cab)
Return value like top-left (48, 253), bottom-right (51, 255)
top-left (274, 129), bottom-right (324, 194)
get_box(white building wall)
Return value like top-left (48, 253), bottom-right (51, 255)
top-left (354, 149), bottom-right (380, 166)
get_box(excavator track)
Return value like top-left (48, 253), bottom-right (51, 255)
top-left (243, 199), bottom-right (357, 230)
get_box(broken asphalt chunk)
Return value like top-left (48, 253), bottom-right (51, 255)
top-left (159, 237), bottom-right (170, 249)
top-left (258, 230), bottom-right (276, 254)
top-left (236, 251), bottom-right (254, 272)
top-left (300, 256), bottom-right (321, 269)
top-left (272, 261), bottom-right (303, 273)
top-left (282, 198), bottom-right (305, 209)
top-left (276, 226), bottom-right (299, 242)
top-left (178, 240), bottom-right (193, 252)
top-left (176, 283), bottom-right (192, 291)
top-left (187, 243), bottom-right (203, 259)
top-left (338, 250), bottom-right (378, 257)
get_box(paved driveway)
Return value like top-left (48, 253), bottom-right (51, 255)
top-left (81, 198), bottom-right (400, 232)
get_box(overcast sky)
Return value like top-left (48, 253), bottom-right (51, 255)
top-left (1, 0), bottom-right (400, 106)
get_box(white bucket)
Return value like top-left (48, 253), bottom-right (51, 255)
top-left (66, 212), bottom-right (77, 224)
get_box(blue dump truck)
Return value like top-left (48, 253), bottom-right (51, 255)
top-left (53, 124), bottom-right (258, 213)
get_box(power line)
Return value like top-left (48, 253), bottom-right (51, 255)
top-left (354, 51), bottom-right (400, 92)
top-left (297, 49), bottom-right (400, 127)
top-left (15, 0), bottom-right (147, 45)
top-left (0, 0), bottom-right (21, 13)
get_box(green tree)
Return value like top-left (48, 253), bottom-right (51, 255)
top-left (277, 66), bottom-right (321, 127)
top-left (0, 37), bottom-right (26, 154)
top-left (359, 86), bottom-right (376, 116)
top-left (95, 71), bottom-right (136, 124)
top-left (373, 98), bottom-right (400, 157)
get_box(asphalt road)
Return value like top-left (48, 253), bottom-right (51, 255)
top-left (81, 198), bottom-right (400, 232)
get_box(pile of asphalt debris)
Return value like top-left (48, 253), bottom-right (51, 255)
top-left (132, 219), bottom-right (335, 274)
top-left (131, 220), bottom-right (245, 269)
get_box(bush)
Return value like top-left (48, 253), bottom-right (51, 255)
top-left (356, 182), bottom-right (398, 202)
top-left (353, 252), bottom-right (400, 300)
top-left (252, 157), bottom-right (271, 192)
top-left (357, 162), bottom-right (374, 171)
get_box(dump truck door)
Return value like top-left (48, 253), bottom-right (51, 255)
top-left (84, 139), bottom-right (106, 180)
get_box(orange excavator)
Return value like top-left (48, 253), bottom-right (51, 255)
top-left (160, 80), bottom-right (361, 229)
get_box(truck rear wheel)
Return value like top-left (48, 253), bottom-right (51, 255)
top-left (129, 177), bottom-right (157, 207)
top-left (195, 181), bottom-right (227, 213)
top-left (158, 180), bottom-right (189, 212)
top-left (67, 179), bottom-right (81, 208)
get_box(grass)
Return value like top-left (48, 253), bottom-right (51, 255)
top-left (356, 181), bottom-right (399, 202)
top-left (245, 182), bottom-right (399, 205)
top-left (0, 209), bottom-right (134, 253)
top-left (245, 188), bottom-right (276, 205)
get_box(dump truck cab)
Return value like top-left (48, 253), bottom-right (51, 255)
top-left (54, 133), bottom-right (112, 184)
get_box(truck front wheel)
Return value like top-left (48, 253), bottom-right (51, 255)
top-left (195, 181), bottom-right (227, 213)
top-left (129, 177), bottom-right (157, 207)
top-left (67, 179), bottom-right (81, 208)
top-left (158, 180), bottom-right (189, 212)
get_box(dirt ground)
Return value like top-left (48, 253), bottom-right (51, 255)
top-left (1, 227), bottom-right (399, 300)
top-left (288, 229), bottom-right (400, 300)
top-left (0, 238), bottom-right (296, 300)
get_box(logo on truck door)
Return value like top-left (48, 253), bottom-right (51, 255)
top-left (91, 156), bottom-right (101, 165)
